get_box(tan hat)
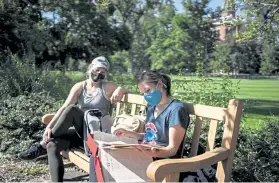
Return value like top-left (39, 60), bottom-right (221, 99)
top-left (91, 56), bottom-right (110, 71)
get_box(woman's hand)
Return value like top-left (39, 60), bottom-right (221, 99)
top-left (110, 87), bottom-right (125, 104)
top-left (43, 127), bottom-right (52, 143)
top-left (113, 128), bottom-right (128, 138)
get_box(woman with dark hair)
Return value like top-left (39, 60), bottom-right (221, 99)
top-left (114, 70), bottom-right (190, 161)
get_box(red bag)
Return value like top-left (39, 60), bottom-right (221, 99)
top-left (87, 134), bottom-right (104, 182)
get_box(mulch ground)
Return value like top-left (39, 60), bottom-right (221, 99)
top-left (0, 155), bottom-right (88, 182)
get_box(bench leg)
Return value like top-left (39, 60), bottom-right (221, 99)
top-left (89, 155), bottom-right (98, 182)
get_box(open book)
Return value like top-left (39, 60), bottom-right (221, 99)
top-left (93, 131), bottom-right (165, 150)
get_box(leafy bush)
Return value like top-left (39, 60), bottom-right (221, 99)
top-left (0, 92), bottom-right (62, 154)
top-left (0, 54), bottom-right (85, 100)
top-left (172, 76), bottom-right (239, 107)
top-left (111, 72), bottom-right (138, 93)
top-left (0, 54), bottom-right (44, 98)
top-left (232, 119), bottom-right (279, 182)
top-left (41, 71), bottom-right (82, 100)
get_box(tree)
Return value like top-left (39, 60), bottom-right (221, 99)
top-left (230, 0), bottom-right (279, 74)
top-left (0, 0), bottom-right (133, 68)
top-left (147, 3), bottom-right (177, 72)
top-left (0, 0), bottom-right (42, 59)
top-left (210, 35), bottom-right (262, 74)
top-left (236, 0), bottom-right (279, 41)
top-left (182, 0), bottom-right (217, 75)
top-left (39, 0), bottom-right (132, 67)
top-left (148, 0), bottom-right (217, 74)
top-left (261, 40), bottom-right (277, 74)
top-left (110, 0), bottom-right (163, 77)
top-left (210, 40), bottom-right (231, 73)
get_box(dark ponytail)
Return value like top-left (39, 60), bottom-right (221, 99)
top-left (137, 70), bottom-right (172, 96)
top-left (161, 74), bottom-right (171, 96)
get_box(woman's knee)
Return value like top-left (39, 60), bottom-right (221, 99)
top-left (64, 104), bottom-right (82, 115)
top-left (65, 104), bottom-right (78, 112)
top-left (46, 139), bottom-right (70, 153)
top-left (46, 141), bottom-right (58, 152)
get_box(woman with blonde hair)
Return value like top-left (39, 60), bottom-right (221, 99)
top-left (18, 56), bottom-right (128, 182)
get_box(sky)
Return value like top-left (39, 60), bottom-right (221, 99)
top-left (43, 0), bottom-right (224, 19)
top-left (174, 0), bottom-right (223, 12)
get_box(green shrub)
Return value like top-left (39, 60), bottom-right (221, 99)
top-left (0, 92), bottom-right (62, 154)
top-left (0, 54), bottom-right (84, 100)
top-left (172, 76), bottom-right (239, 107)
top-left (41, 71), bottom-right (80, 100)
top-left (0, 54), bottom-right (44, 98)
top-left (111, 72), bottom-right (138, 93)
top-left (232, 119), bottom-right (279, 182)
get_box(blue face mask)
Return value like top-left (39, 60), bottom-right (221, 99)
top-left (144, 84), bottom-right (162, 106)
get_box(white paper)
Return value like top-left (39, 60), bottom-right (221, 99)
top-left (94, 131), bottom-right (138, 144)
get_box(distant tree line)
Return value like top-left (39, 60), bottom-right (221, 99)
top-left (1, 0), bottom-right (279, 76)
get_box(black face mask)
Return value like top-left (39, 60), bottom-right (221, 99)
top-left (91, 73), bottom-right (105, 82)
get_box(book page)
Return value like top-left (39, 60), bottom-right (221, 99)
top-left (93, 131), bottom-right (138, 144)
top-left (101, 143), bottom-right (165, 150)
top-left (94, 131), bottom-right (164, 150)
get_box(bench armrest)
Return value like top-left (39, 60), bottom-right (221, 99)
top-left (42, 114), bottom-right (55, 125)
top-left (146, 147), bottom-right (230, 182)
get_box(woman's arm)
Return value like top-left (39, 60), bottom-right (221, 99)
top-left (46, 82), bottom-right (83, 129)
top-left (136, 124), bottom-right (185, 158)
top-left (103, 82), bottom-right (130, 104)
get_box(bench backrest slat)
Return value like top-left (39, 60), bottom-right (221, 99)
top-left (189, 116), bottom-right (203, 157)
top-left (140, 105), bottom-right (146, 113)
top-left (206, 119), bottom-right (219, 151)
top-left (112, 93), bottom-right (147, 116)
top-left (115, 103), bottom-right (121, 116)
top-left (131, 104), bottom-right (137, 115)
top-left (121, 93), bottom-right (147, 105)
top-left (184, 103), bottom-right (227, 121)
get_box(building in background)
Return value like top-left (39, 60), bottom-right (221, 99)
top-left (213, 0), bottom-right (243, 41)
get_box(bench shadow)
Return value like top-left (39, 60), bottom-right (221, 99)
top-left (173, 90), bottom-right (279, 117)
top-left (63, 174), bottom-right (89, 182)
top-left (243, 99), bottom-right (279, 116)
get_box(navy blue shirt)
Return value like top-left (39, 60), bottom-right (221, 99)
top-left (142, 99), bottom-right (190, 157)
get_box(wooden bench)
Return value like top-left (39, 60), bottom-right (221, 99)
top-left (42, 93), bottom-right (243, 182)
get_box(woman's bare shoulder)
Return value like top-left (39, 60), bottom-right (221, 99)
top-left (71, 81), bottom-right (85, 91)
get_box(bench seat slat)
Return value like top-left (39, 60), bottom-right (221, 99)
top-left (61, 148), bottom-right (90, 173)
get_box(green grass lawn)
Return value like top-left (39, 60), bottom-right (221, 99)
top-left (234, 79), bottom-right (279, 101)
top-left (233, 79), bottom-right (279, 130)
top-left (169, 75), bottom-right (279, 130)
